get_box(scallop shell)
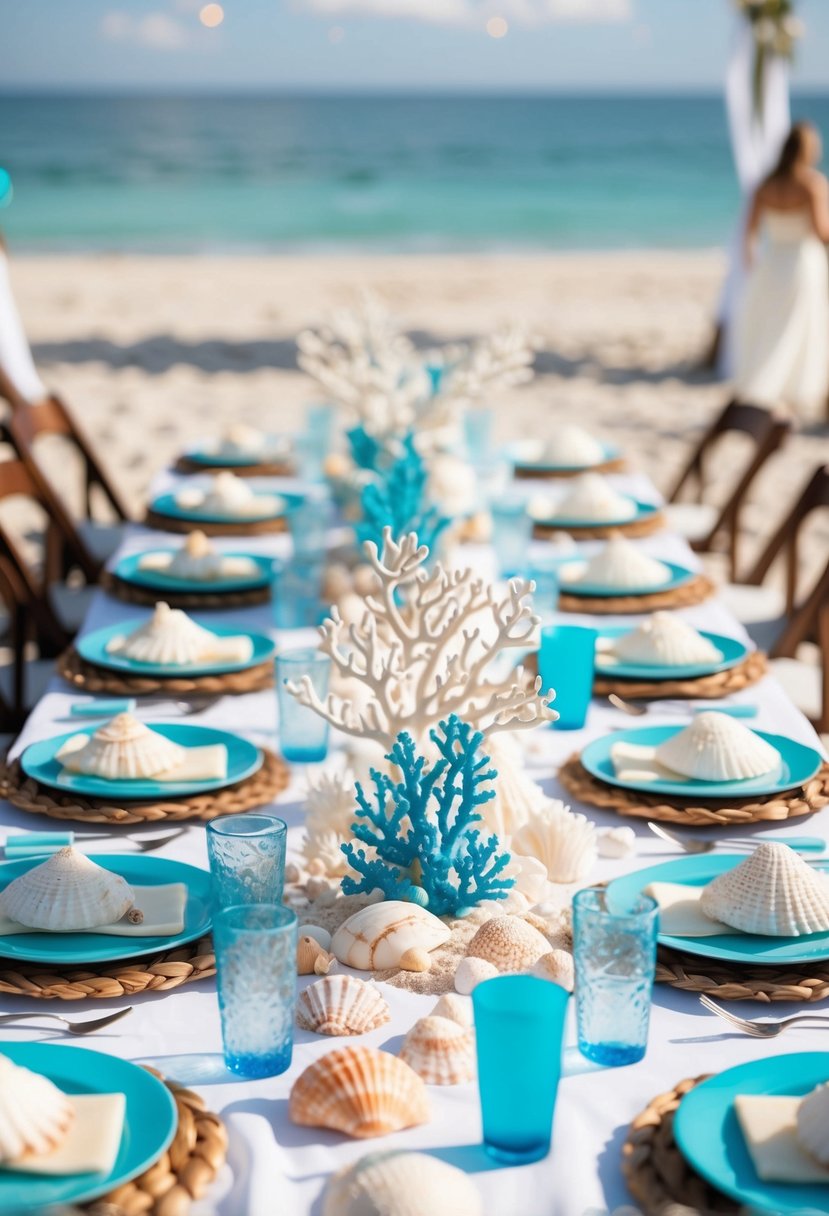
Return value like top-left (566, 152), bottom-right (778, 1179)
top-left (572, 534), bottom-right (670, 590)
top-left (0, 847), bottom-right (137, 932)
top-left (0, 1055), bottom-right (74, 1163)
top-left (480, 735), bottom-right (548, 837)
top-left (399, 1016), bottom-right (475, 1085)
top-left (512, 802), bottom-right (597, 884)
top-left (331, 901), bottom-right (451, 971)
top-left (555, 473), bottom-right (637, 523)
top-left (544, 425), bottom-right (606, 467)
top-left (796, 1083), bottom-right (829, 1166)
top-left (289, 1046), bottom-right (429, 1138)
top-left (57, 713), bottom-right (186, 780)
top-left (597, 826), bottom-right (636, 860)
top-left (105, 601), bottom-right (249, 667)
top-left (323, 1150), bottom-right (482, 1216)
top-left (216, 423), bottom-right (266, 457)
top-left (454, 957), bottom-right (498, 994)
top-left (466, 915), bottom-right (549, 972)
top-left (531, 949), bottom-right (575, 992)
top-left (700, 843), bottom-right (829, 937)
top-left (198, 471), bottom-right (257, 512)
top-left (166, 531), bottom-right (225, 580)
top-left (430, 993), bottom-right (473, 1028)
top-left (297, 976), bottom-right (390, 1037)
top-left (656, 712), bottom-right (780, 782)
top-left (613, 612), bottom-right (723, 667)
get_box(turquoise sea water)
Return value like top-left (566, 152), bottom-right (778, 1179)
top-left (2, 93), bottom-right (828, 252)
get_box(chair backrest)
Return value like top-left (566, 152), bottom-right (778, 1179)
top-left (744, 464), bottom-right (829, 615)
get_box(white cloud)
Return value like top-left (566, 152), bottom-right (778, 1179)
top-left (101, 10), bottom-right (190, 49)
top-left (301, 0), bottom-right (632, 26)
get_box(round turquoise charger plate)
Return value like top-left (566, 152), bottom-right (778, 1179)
top-left (184, 442), bottom-right (291, 468)
top-left (508, 440), bottom-right (622, 474)
top-left (112, 550), bottom-right (273, 595)
top-left (558, 560), bottom-right (694, 599)
top-left (581, 724), bottom-right (821, 799)
top-left (149, 490), bottom-right (301, 526)
top-left (20, 723), bottom-right (262, 800)
top-left (77, 621), bottom-right (276, 678)
top-left (674, 1053), bottom-right (829, 1214)
top-left (0, 1041), bottom-right (177, 1211)
top-left (607, 855), bottom-right (829, 965)
top-left (0, 854), bottom-right (212, 965)
top-left (531, 497), bottom-right (659, 530)
top-left (593, 627), bottom-right (749, 680)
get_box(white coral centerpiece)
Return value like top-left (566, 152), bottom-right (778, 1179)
top-left (301, 767), bottom-right (360, 878)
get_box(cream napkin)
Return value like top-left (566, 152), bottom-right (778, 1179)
top-left (138, 551), bottom-right (259, 580)
top-left (645, 881), bottom-right (735, 937)
top-left (7, 1093), bottom-right (126, 1176)
top-left (106, 632), bottom-right (253, 665)
top-left (735, 1094), bottom-right (829, 1184)
top-left (610, 740), bottom-right (685, 784)
top-left (174, 487), bottom-right (283, 518)
top-left (0, 883), bottom-right (187, 938)
top-left (57, 737), bottom-right (228, 783)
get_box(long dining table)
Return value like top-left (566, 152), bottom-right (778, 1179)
top-left (1, 463), bottom-right (826, 1216)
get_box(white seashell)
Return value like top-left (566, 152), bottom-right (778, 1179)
top-left (331, 901), bottom-right (451, 971)
top-left (177, 472), bottom-right (282, 519)
top-left (399, 1016), bottom-right (475, 1085)
top-left (0, 1055), bottom-right (74, 1163)
top-left (298, 924), bottom-right (332, 951)
top-left (165, 531), bottom-right (225, 580)
top-left (398, 947), bottom-right (431, 973)
top-left (56, 713), bottom-right (186, 780)
top-left (454, 956), bottom-right (498, 994)
top-left (512, 802), bottom-right (597, 884)
top-left (656, 712), bottom-right (780, 782)
top-left (612, 613), bottom-right (723, 667)
top-left (597, 826), bottom-right (636, 859)
top-left (289, 1046), bottom-right (429, 1139)
top-left (480, 734), bottom-right (548, 837)
top-left (796, 1083), bottom-right (829, 1166)
top-left (430, 993), bottom-right (474, 1028)
top-left (323, 1150), bottom-right (483, 1216)
top-left (105, 601), bottom-right (252, 667)
top-left (466, 915), bottom-right (549, 972)
top-left (215, 423), bottom-right (267, 457)
top-left (302, 768), bottom-right (358, 878)
top-left (531, 949), bottom-right (574, 992)
top-left (544, 425), bottom-right (606, 467)
top-left (571, 535), bottom-right (671, 590)
top-left (504, 853), bottom-right (549, 905)
top-left (427, 452), bottom-right (477, 518)
top-left (700, 843), bottom-right (829, 937)
top-left (297, 975), bottom-right (391, 1036)
top-left (554, 473), bottom-right (637, 523)
top-left (0, 848), bottom-right (138, 932)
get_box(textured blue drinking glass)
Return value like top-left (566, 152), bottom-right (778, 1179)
top-left (287, 494), bottom-right (332, 559)
top-left (473, 975), bottom-right (569, 1164)
top-left (463, 407), bottom-right (493, 463)
top-left (276, 648), bottom-right (331, 762)
top-left (491, 499), bottom-right (533, 579)
top-left (296, 403), bottom-right (336, 480)
top-left (528, 556), bottom-right (561, 623)
top-left (214, 903), bottom-right (297, 1079)
top-left (206, 814), bottom-right (287, 909)
top-left (539, 624), bottom-right (596, 729)
top-left (573, 887), bottom-right (658, 1067)
top-left (271, 555), bottom-right (325, 628)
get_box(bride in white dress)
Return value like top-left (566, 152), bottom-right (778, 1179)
top-left (734, 122), bottom-right (829, 423)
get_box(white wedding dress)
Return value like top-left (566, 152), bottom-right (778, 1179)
top-left (734, 208), bottom-right (829, 421)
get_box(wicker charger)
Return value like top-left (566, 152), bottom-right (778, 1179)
top-left (533, 509), bottom-right (665, 541)
top-left (0, 748), bottom-right (290, 825)
top-left (558, 755), bottom-right (829, 827)
top-left (102, 570), bottom-right (270, 611)
top-left (593, 650), bottom-right (768, 700)
top-left (656, 947), bottom-right (829, 1004)
top-left (145, 508), bottom-right (288, 537)
top-left (623, 1075), bottom-right (737, 1216)
top-left (175, 454), bottom-right (294, 477)
top-left (84, 1067), bottom-right (227, 1216)
top-left (514, 456), bottom-right (626, 479)
top-left (57, 646), bottom-right (274, 697)
top-left (558, 573), bottom-right (715, 614)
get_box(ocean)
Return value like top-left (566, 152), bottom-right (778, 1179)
top-left (2, 92), bottom-right (828, 253)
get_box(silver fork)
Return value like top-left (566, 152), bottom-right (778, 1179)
top-left (0, 1007), bottom-right (132, 1035)
top-left (648, 821), bottom-right (825, 856)
top-left (75, 827), bottom-right (189, 854)
top-left (699, 995), bottom-right (829, 1039)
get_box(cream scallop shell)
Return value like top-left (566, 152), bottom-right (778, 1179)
top-left (56, 713), bottom-right (186, 780)
top-left (700, 843), bottom-right (829, 937)
top-left (479, 734), bottom-right (548, 837)
top-left (656, 712), bottom-right (779, 782)
top-left (466, 915), bottom-right (549, 972)
top-left (555, 473), bottom-right (636, 523)
top-left (571, 534), bottom-right (670, 590)
top-left (544, 425), bottom-right (606, 467)
top-left (216, 423), bottom-right (266, 457)
top-left (612, 612), bottom-right (723, 667)
top-left (398, 1016), bottom-right (475, 1085)
top-left (531, 949), bottom-right (575, 992)
top-left (289, 1046), bottom-right (429, 1138)
top-left (0, 847), bottom-right (138, 932)
top-left (796, 1083), bottom-right (829, 1166)
top-left (331, 901), bottom-right (451, 971)
top-left (323, 1150), bottom-right (483, 1216)
top-left (105, 601), bottom-right (252, 667)
top-left (165, 531), bottom-right (225, 580)
top-left (512, 802), bottom-right (597, 884)
top-left (0, 1055), bottom-right (74, 1163)
top-left (296, 976), bottom-right (391, 1037)
top-left (430, 992), bottom-right (474, 1028)
top-left (454, 957), bottom-right (498, 994)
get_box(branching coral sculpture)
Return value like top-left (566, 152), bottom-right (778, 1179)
top-left (341, 715), bottom-right (514, 916)
top-left (287, 529), bottom-right (557, 747)
top-left (357, 435), bottom-right (449, 555)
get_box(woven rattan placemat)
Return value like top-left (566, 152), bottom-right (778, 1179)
top-left (593, 650), bottom-right (768, 699)
top-left (558, 573), bottom-right (715, 614)
top-left (514, 456), bottom-right (627, 479)
top-left (58, 647), bottom-right (274, 697)
top-left (102, 571), bottom-right (271, 611)
top-left (534, 509), bottom-right (665, 541)
top-left (558, 754), bottom-right (829, 827)
top-left (656, 947), bottom-right (829, 1004)
top-left (175, 454), bottom-right (294, 477)
top-left (0, 748), bottom-right (290, 825)
top-left (145, 508), bottom-right (288, 537)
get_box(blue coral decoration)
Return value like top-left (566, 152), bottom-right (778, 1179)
top-left (340, 715), bottom-right (514, 917)
top-left (346, 424), bottom-right (384, 473)
top-left (356, 432), bottom-right (448, 555)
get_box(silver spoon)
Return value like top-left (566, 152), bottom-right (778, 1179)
top-left (608, 694), bottom-right (757, 718)
top-left (0, 1007), bottom-right (132, 1036)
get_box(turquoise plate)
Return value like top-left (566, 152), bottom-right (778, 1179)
top-left (594, 627), bottom-right (749, 680)
top-left (184, 442), bottom-right (291, 469)
top-left (112, 550), bottom-right (273, 595)
top-left (559, 560), bottom-right (693, 599)
top-left (509, 441), bottom-right (622, 474)
top-left (531, 497), bottom-right (659, 531)
top-left (0, 854), bottom-right (211, 965)
top-left (21, 723), bottom-right (263, 800)
top-left (77, 621), bottom-right (275, 678)
top-left (674, 1053), bottom-right (829, 1214)
top-left (149, 490), bottom-right (301, 526)
top-left (0, 1042), bottom-right (177, 1212)
top-left (607, 855), bottom-right (829, 965)
top-left (581, 725), bottom-right (822, 799)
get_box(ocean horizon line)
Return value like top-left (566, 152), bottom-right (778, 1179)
top-left (3, 86), bottom-right (829, 101)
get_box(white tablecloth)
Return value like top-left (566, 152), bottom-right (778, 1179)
top-left (2, 469), bottom-right (826, 1216)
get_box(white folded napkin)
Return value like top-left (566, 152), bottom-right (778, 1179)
top-left (6, 1092), bottom-right (125, 1176)
top-left (736, 1094), bottom-right (829, 1184)
top-left (174, 488), bottom-right (283, 518)
top-left (0, 883), bottom-right (187, 938)
top-left (137, 551), bottom-right (260, 580)
top-left (610, 740), bottom-right (682, 784)
top-left (645, 881), bottom-right (735, 937)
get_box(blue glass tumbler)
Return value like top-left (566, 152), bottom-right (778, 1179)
top-left (206, 814), bottom-right (287, 909)
top-left (214, 903), bottom-right (297, 1079)
top-left (287, 494), bottom-right (332, 560)
top-left (271, 555), bottom-right (325, 628)
top-left (491, 499), bottom-right (533, 579)
top-left (473, 975), bottom-right (569, 1164)
top-left (538, 624), bottom-right (596, 729)
top-left (276, 647), bottom-right (331, 762)
top-left (464, 407), bottom-right (493, 463)
top-left (527, 556), bottom-right (561, 623)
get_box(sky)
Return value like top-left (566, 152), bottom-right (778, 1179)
top-left (2, 0), bottom-right (829, 93)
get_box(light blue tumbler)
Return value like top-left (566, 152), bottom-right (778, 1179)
top-left (276, 648), bottom-right (331, 762)
top-left (539, 624), bottom-right (596, 730)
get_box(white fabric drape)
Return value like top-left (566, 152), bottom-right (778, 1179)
top-left (0, 251), bottom-right (47, 402)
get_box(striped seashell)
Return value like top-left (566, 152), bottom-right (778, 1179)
top-left (656, 712), bottom-right (780, 783)
top-left (296, 976), bottom-right (391, 1037)
top-left (512, 802), bottom-right (597, 885)
top-left (466, 915), bottom-right (550, 973)
top-left (331, 901), bottom-right (450, 971)
top-left (399, 1016), bottom-right (475, 1086)
top-left (0, 848), bottom-right (138, 932)
top-left (612, 612), bottom-right (723, 667)
top-left (56, 713), bottom-right (185, 781)
top-left (289, 1046), bottom-right (429, 1139)
top-left (572, 534), bottom-right (670, 590)
top-left (430, 993), bottom-right (473, 1028)
top-left (700, 843), bottom-right (829, 937)
top-left (323, 1150), bottom-right (482, 1216)
top-left (554, 474), bottom-right (637, 524)
top-left (0, 1055), bottom-right (74, 1164)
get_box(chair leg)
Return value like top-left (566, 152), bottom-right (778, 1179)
top-left (818, 605), bottom-right (829, 735)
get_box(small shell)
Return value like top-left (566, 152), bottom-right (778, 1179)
top-left (297, 975), bottom-right (390, 1036)
top-left (399, 1016), bottom-right (475, 1085)
top-left (307, 877), bottom-right (332, 901)
top-left (298, 935), bottom-right (329, 975)
top-left (454, 957), bottom-right (498, 995)
top-left (430, 993), bottom-right (473, 1028)
top-left (597, 827), bottom-right (636, 860)
top-left (299, 924), bottom-right (332, 951)
top-left (285, 862), bottom-right (303, 884)
top-left (0, 1055), bottom-right (74, 1163)
top-left (466, 916), bottom-right (549, 972)
top-left (512, 802), bottom-right (597, 885)
top-left (331, 901), bottom-right (450, 971)
top-left (323, 1150), bottom-right (482, 1216)
top-left (398, 948), bottom-right (431, 973)
top-left (531, 949), bottom-right (574, 992)
top-left (289, 1046), bottom-right (429, 1138)
top-left (0, 847), bottom-right (137, 932)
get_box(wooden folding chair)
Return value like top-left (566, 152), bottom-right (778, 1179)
top-left (666, 399), bottom-right (791, 581)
